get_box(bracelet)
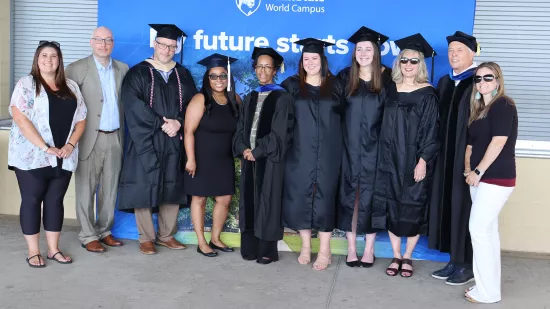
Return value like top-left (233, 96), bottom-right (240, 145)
top-left (67, 142), bottom-right (75, 149)
top-left (42, 143), bottom-right (50, 152)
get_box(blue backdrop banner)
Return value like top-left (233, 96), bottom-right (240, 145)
top-left (101, 0), bottom-right (475, 260)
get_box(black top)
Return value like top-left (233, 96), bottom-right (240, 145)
top-left (26, 90), bottom-right (76, 177)
top-left (468, 96), bottom-right (518, 179)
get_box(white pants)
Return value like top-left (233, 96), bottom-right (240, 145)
top-left (467, 182), bottom-right (514, 303)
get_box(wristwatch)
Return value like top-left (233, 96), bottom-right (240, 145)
top-left (42, 143), bottom-right (50, 152)
top-left (474, 168), bottom-right (484, 176)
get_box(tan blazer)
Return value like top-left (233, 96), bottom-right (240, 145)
top-left (66, 55), bottom-right (129, 160)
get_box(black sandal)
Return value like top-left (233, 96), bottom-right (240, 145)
top-left (386, 258), bottom-right (402, 276)
top-left (26, 254), bottom-right (45, 268)
top-left (400, 258), bottom-right (413, 278)
top-left (47, 251), bottom-right (73, 264)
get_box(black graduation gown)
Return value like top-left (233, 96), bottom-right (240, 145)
top-left (233, 89), bottom-right (294, 241)
top-left (337, 67), bottom-right (392, 234)
top-left (373, 86), bottom-right (440, 237)
top-left (428, 74), bottom-right (474, 265)
top-left (118, 61), bottom-right (197, 211)
top-left (281, 75), bottom-right (345, 232)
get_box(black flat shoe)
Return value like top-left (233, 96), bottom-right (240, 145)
top-left (345, 256), bottom-right (360, 267)
top-left (209, 241), bottom-right (234, 252)
top-left (197, 246), bottom-right (218, 257)
top-left (360, 255), bottom-right (376, 268)
top-left (242, 255), bottom-right (257, 261)
top-left (257, 257), bottom-right (278, 265)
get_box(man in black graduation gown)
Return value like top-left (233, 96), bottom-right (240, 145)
top-left (428, 31), bottom-right (478, 285)
top-left (117, 24), bottom-right (197, 255)
top-left (233, 47), bottom-right (294, 264)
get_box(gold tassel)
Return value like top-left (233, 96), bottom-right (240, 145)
top-left (476, 43), bottom-right (481, 56)
top-left (281, 62), bottom-right (285, 74)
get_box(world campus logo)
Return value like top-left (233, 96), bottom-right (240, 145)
top-left (236, 0), bottom-right (262, 16)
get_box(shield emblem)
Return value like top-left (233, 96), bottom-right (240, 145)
top-left (236, 0), bottom-right (262, 16)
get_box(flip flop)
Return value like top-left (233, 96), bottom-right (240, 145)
top-left (465, 293), bottom-right (481, 304)
top-left (26, 254), bottom-right (45, 268)
top-left (47, 251), bottom-right (73, 264)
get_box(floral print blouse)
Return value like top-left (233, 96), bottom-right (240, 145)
top-left (8, 75), bottom-right (87, 172)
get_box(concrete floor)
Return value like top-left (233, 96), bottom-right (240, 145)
top-left (0, 214), bottom-right (549, 309)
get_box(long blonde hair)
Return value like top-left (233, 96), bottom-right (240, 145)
top-left (391, 49), bottom-right (429, 84)
top-left (468, 62), bottom-right (513, 125)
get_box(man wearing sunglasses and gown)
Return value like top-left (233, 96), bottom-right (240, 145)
top-left (428, 31), bottom-right (479, 285)
top-left (117, 24), bottom-right (197, 255)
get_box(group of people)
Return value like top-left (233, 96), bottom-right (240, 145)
top-left (7, 23), bottom-right (518, 304)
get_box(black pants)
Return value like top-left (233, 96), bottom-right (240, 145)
top-left (14, 169), bottom-right (72, 235)
top-left (240, 231), bottom-right (279, 262)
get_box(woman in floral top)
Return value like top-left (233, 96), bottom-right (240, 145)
top-left (8, 41), bottom-right (87, 268)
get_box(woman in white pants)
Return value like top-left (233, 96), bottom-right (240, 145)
top-left (463, 62), bottom-right (518, 304)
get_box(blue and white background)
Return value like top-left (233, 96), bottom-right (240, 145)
top-left (102, 0), bottom-right (476, 260)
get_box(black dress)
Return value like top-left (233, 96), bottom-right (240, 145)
top-left (281, 75), bottom-right (345, 232)
top-left (373, 86), bottom-right (439, 236)
top-left (184, 99), bottom-right (237, 196)
top-left (337, 67), bottom-right (393, 234)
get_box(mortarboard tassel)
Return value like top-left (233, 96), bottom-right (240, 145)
top-left (227, 56), bottom-right (232, 92)
top-left (430, 50), bottom-right (435, 83)
top-left (476, 42), bottom-right (481, 56)
top-left (281, 62), bottom-right (285, 74)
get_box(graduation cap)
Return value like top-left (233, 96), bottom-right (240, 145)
top-left (149, 24), bottom-right (187, 64)
top-left (149, 24), bottom-right (187, 41)
top-left (197, 53), bottom-right (238, 91)
top-left (251, 47), bottom-right (285, 73)
top-left (395, 33), bottom-right (437, 82)
top-left (294, 38), bottom-right (335, 55)
top-left (446, 31), bottom-right (480, 55)
top-left (347, 26), bottom-right (389, 46)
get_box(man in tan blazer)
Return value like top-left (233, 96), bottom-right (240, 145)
top-left (66, 26), bottom-right (129, 253)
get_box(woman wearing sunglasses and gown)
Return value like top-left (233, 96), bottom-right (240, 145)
top-left (373, 34), bottom-right (440, 277)
top-left (184, 54), bottom-right (241, 257)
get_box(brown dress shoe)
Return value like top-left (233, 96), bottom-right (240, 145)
top-left (81, 240), bottom-right (106, 253)
top-left (139, 241), bottom-right (157, 255)
top-left (101, 235), bottom-right (123, 247)
top-left (155, 238), bottom-right (187, 250)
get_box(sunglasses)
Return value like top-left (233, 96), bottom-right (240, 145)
top-left (474, 74), bottom-right (495, 83)
top-left (209, 74), bottom-right (228, 81)
top-left (39, 40), bottom-right (60, 48)
top-left (400, 57), bottom-right (420, 65)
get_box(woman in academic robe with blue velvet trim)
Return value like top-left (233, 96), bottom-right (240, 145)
top-left (233, 47), bottom-right (294, 265)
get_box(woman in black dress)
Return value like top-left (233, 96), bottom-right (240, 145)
top-left (337, 26), bottom-right (392, 268)
top-left (183, 53), bottom-right (241, 257)
top-left (281, 38), bottom-right (345, 271)
top-left (373, 34), bottom-right (439, 277)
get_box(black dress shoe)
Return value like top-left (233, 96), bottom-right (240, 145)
top-left (432, 262), bottom-right (456, 280)
top-left (257, 257), bottom-right (278, 265)
top-left (445, 267), bottom-right (475, 286)
top-left (209, 241), bottom-right (234, 252)
top-left (360, 255), bottom-right (376, 268)
top-left (345, 256), bottom-right (360, 267)
top-left (242, 255), bottom-right (257, 261)
top-left (197, 246), bottom-right (218, 257)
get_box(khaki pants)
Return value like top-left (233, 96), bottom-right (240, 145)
top-left (134, 204), bottom-right (179, 243)
top-left (75, 132), bottom-right (122, 244)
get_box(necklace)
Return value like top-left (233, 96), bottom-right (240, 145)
top-left (213, 95), bottom-right (227, 105)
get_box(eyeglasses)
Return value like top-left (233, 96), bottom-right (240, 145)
top-left (39, 40), bottom-right (60, 48)
top-left (474, 74), bottom-right (495, 83)
top-left (400, 57), bottom-right (420, 65)
top-left (155, 40), bottom-right (177, 52)
top-left (255, 65), bottom-right (274, 72)
top-left (209, 73), bottom-right (228, 81)
top-left (91, 37), bottom-right (114, 45)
